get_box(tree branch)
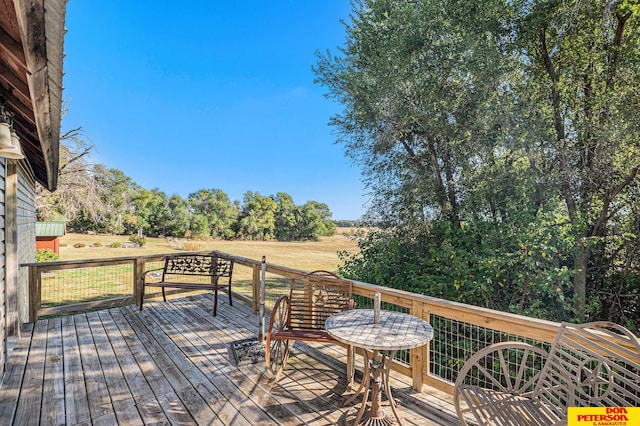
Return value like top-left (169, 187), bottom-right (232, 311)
top-left (592, 163), bottom-right (640, 236)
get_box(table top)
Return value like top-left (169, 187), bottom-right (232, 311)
top-left (325, 309), bottom-right (434, 351)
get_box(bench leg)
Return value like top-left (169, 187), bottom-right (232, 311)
top-left (228, 281), bottom-right (233, 306)
top-left (161, 287), bottom-right (167, 302)
top-left (213, 287), bottom-right (218, 316)
top-left (139, 283), bottom-right (145, 311)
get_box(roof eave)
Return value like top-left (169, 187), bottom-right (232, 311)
top-left (13, 0), bottom-right (66, 190)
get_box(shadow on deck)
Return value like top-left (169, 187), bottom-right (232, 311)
top-left (0, 294), bottom-right (458, 425)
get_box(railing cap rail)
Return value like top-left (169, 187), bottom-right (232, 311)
top-left (24, 249), bottom-right (563, 341)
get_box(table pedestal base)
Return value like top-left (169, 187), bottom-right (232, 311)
top-left (345, 406), bottom-right (395, 426)
top-left (342, 350), bottom-right (402, 426)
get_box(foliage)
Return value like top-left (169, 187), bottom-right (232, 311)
top-left (110, 242), bottom-right (123, 248)
top-left (36, 249), bottom-right (60, 262)
top-left (275, 194), bottom-right (337, 241)
top-left (320, 0), bottom-right (640, 328)
top-left (340, 199), bottom-right (576, 322)
top-left (235, 191), bottom-right (277, 240)
top-left (187, 189), bottom-right (238, 239)
top-left (166, 194), bottom-right (191, 237)
top-left (128, 234), bottom-right (146, 247)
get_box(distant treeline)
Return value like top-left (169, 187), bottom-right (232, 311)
top-left (37, 142), bottom-right (340, 241)
top-left (333, 220), bottom-right (361, 227)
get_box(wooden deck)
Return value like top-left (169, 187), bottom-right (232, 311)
top-left (0, 294), bottom-right (458, 425)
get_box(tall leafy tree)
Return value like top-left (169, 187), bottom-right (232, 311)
top-left (130, 188), bottom-right (171, 236)
top-left (512, 0), bottom-right (640, 318)
top-left (236, 191), bottom-right (277, 240)
top-left (317, 0), bottom-right (640, 326)
top-left (187, 189), bottom-right (238, 238)
top-left (166, 194), bottom-right (191, 237)
top-left (274, 192), bottom-right (298, 240)
top-left (300, 201), bottom-right (337, 239)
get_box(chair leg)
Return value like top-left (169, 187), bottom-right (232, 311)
top-left (228, 281), bottom-right (233, 306)
top-left (162, 287), bottom-right (167, 302)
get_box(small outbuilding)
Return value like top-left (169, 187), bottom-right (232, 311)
top-left (36, 222), bottom-right (66, 255)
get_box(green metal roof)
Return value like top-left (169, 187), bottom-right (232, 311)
top-left (36, 222), bottom-right (66, 237)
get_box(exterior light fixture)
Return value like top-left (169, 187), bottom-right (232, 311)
top-left (0, 102), bottom-right (25, 160)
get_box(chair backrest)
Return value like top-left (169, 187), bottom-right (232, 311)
top-left (533, 321), bottom-right (640, 418)
top-left (288, 270), bottom-right (353, 331)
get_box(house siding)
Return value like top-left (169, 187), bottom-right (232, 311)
top-left (16, 164), bottom-right (36, 326)
top-left (0, 161), bottom-right (37, 380)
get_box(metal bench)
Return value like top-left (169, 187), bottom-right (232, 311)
top-left (454, 321), bottom-right (640, 425)
top-left (139, 254), bottom-right (234, 316)
top-left (265, 270), bottom-right (355, 386)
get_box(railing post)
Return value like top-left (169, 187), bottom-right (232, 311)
top-left (133, 258), bottom-right (145, 307)
top-left (411, 299), bottom-right (428, 392)
top-left (252, 264), bottom-right (260, 314)
top-left (28, 265), bottom-right (41, 323)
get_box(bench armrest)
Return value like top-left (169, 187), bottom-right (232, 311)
top-left (141, 267), bottom-right (164, 282)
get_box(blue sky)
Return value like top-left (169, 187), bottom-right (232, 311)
top-left (62, 1), bottom-right (367, 220)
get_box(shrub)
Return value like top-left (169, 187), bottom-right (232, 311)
top-left (73, 243), bottom-right (86, 248)
top-left (93, 242), bottom-right (103, 247)
top-left (129, 235), bottom-right (146, 247)
top-left (110, 242), bottom-right (123, 248)
top-left (36, 249), bottom-right (59, 262)
top-left (183, 242), bottom-right (205, 251)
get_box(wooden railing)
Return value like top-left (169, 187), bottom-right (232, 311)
top-left (22, 250), bottom-right (564, 396)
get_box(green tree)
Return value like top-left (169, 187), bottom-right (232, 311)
top-left (236, 191), bottom-right (277, 240)
top-left (190, 214), bottom-right (210, 239)
top-left (315, 0), bottom-right (511, 228)
top-left (274, 192), bottom-right (298, 240)
top-left (187, 189), bottom-right (238, 239)
top-left (512, 0), bottom-right (640, 319)
top-left (130, 188), bottom-right (170, 236)
top-left (166, 194), bottom-right (191, 237)
top-left (299, 201), bottom-right (336, 239)
top-left (317, 0), bottom-right (640, 327)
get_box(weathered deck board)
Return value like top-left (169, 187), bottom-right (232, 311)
top-left (0, 294), bottom-right (459, 425)
top-left (61, 314), bottom-right (91, 425)
top-left (40, 318), bottom-right (64, 426)
top-left (13, 319), bottom-right (47, 425)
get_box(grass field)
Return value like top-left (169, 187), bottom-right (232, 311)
top-left (57, 228), bottom-right (361, 272)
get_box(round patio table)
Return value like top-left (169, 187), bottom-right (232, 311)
top-left (325, 309), bottom-right (433, 426)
